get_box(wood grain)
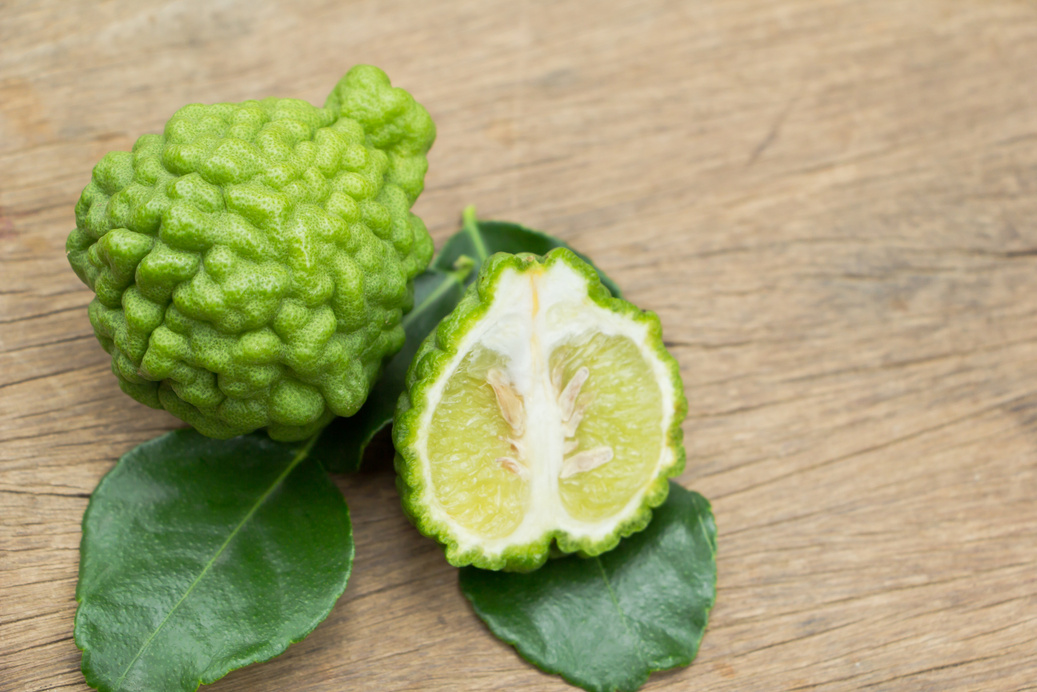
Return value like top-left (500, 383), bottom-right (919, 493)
top-left (3, 1), bottom-right (1037, 689)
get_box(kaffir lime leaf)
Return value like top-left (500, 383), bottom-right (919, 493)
top-left (393, 249), bottom-right (687, 571)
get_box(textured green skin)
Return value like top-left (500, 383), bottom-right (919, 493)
top-left (393, 249), bottom-right (688, 571)
top-left (67, 66), bottom-right (435, 440)
top-left (460, 484), bottom-right (716, 692)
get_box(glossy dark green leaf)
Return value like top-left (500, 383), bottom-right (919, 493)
top-left (314, 264), bottom-right (472, 473)
top-left (75, 429), bottom-right (353, 692)
top-left (459, 483), bottom-right (716, 692)
top-left (433, 206), bottom-right (623, 297)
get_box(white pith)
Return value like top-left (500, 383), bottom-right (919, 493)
top-left (414, 260), bottom-right (678, 559)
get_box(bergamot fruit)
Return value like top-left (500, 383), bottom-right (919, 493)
top-left (66, 66), bottom-right (436, 441)
top-left (394, 249), bottom-right (687, 571)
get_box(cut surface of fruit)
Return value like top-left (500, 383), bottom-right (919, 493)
top-left (394, 249), bottom-right (687, 571)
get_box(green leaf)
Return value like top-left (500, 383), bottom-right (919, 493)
top-left (74, 429), bottom-right (353, 692)
top-left (314, 264), bottom-right (472, 473)
top-left (434, 206), bottom-right (623, 297)
top-left (459, 483), bottom-right (716, 692)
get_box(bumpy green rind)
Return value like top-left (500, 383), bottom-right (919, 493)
top-left (393, 248), bottom-right (688, 571)
top-left (67, 66), bottom-right (436, 440)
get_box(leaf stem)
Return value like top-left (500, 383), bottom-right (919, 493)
top-left (450, 255), bottom-right (476, 284)
top-left (402, 264), bottom-right (473, 330)
top-left (461, 205), bottom-right (490, 261)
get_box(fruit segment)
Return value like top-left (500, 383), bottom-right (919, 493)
top-left (427, 346), bottom-right (528, 539)
top-left (394, 249), bottom-right (687, 571)
top-left (551, 333), bottom-right (663, 523)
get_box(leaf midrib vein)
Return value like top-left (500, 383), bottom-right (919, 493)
top-left (594, 557), bottom-right (650, 671)
top-left (591, 495), bottom-right (715, 680)
top-left (111, 437), bottom-right (316, 691)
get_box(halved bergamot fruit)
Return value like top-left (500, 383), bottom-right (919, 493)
top-left (393, 248), bottom-right (687, 571)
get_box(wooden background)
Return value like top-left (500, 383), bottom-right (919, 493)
top-left (2, 1), bottom-right (1036, 689)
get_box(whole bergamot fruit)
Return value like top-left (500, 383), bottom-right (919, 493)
top-left (66, 65), bottom-right (436, 441)
top-left (394, 249), bottom-right (687, 571)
